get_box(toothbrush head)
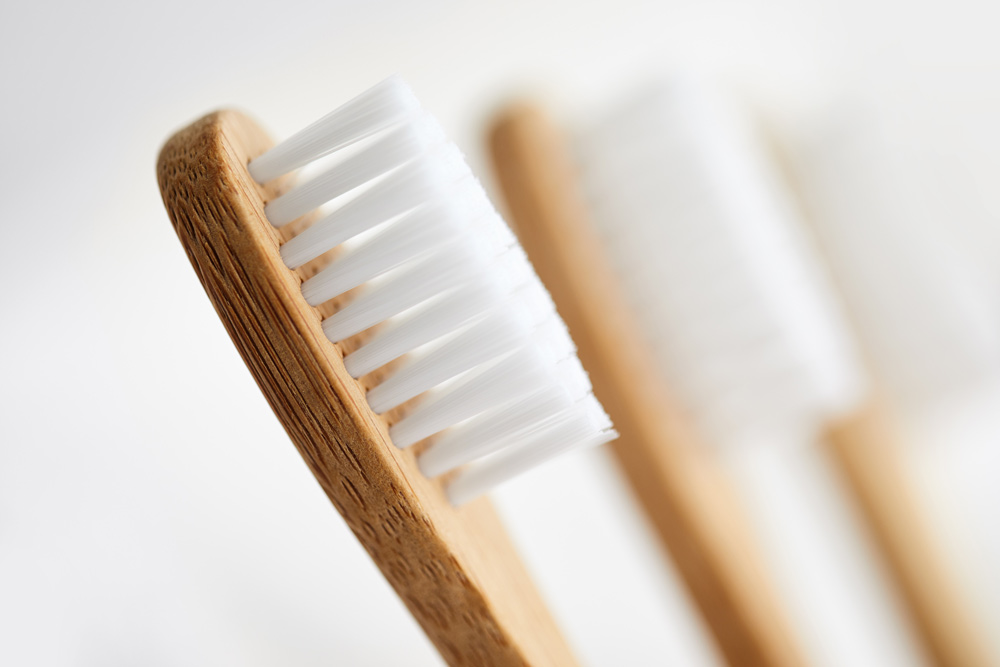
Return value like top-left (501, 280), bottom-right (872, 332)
top-left (577, 77), bottom-right (865, 447)
top-left (247, 76), bottom-right (616, 504)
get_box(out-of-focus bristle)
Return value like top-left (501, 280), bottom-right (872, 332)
top-left (247, 76), bottom-right (615, 503)
top-left (789, 111), bottom-right (1000, 411)
top-left (577, 76), bottom-right (865, 447)
top-left (419, 390), bottom-right (574, 478)
top-left (447, 414), bottom-right (615, 507)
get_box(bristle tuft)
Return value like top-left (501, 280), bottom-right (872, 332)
top-left (249, 75), bottom-right (420, 184)
top-left (252, 77), bottom-right (615, 503)
top-left (579, 77), bottom-right (864, 447)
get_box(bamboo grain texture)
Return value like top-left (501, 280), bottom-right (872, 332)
top-left (157, 110), bottom-right (577, 667)
top-left (489, 105), bottom-right (806, 667)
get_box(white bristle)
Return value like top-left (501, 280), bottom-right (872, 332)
top-left (447, 414), bottom-right (617, 506)
top-left (249, 77), bottom-right (615, 503)
top-left (300, 202), bottom-right (460, 307)
top-left (321, 252), bottom-right (477, 342)
top-left (343, 283), bottom-right (495, 378)
top-left (249, 75), bottom-right (421, 184)
top-left (280, 160), bottom-right (440, 270)
top-left (790, 111), bottom-right (1000, 411)
top-left (365, 313), bottom-right (526, 414)
top-left (552, 356), bottom-right (593, 402)
top-left (419, 390), bottom-right (574, 478)
top-left (389, 354), bottom-right (549, 449)
top-left (578, 77), bottom-right (865, 447)
top-left (264, 124), bottom-right (431, 227)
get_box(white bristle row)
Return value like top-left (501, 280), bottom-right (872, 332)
top-left (322, 254), bottom-right (478, 343)
top-left (365, 313), bottom-right (528, 414)
top-left (248, 76), bottom-right (615, 503)
top-left (389, 353), bottom-right (549, 448)
top-left (446, 413), bottom-right (614, 507)
top-left (790, 113), bottom-right (1000, 410)
top-left (577, 76), bottom-right (865, 448)
top-left (249, 75), bottom-right (422, 184)
top-left (280, 160), bottom-right (442, 270)
top-left (264, 123), bottom-right (437, 227)
top-left (419, 389), bottom-right (576, 478)
top-left (299, 202), bottom-right (463, 307)
top-left (343, 283), bottom-right (495, 378)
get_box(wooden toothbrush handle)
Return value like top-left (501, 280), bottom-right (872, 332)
top-left (825, 400), bottom-right (993, 667)
top-left (489, 105), bottom-right (806, 667)
top-left (157, 110), bottom-right (577, 667)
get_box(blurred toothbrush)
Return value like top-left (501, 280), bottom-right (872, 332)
top-left (490, 101), bottom-right (805, 667)
top-left (575, 77), bottom-right (993, 667)
top-left (490, 76), bottom-right (992, 667)
top-left (781, 102), bottom-right (1000, 667)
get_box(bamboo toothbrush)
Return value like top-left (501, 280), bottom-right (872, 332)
top-left (489, 105), bottom-right (805, 667)
top-left (156, 75), bottom-right (615, 667)
top-left (489, 78), bottom-right (992, 667)
top-left (781, 107), bottom-right (1000, 667)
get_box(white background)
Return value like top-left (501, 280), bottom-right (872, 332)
top-left (2, 0), bottom-right (1000, 664)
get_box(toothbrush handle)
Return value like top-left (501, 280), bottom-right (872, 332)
top-left (826, 401), bottom-right (993, 667)
top-left (489, 105), bottom-right (806, 667)
top-left (158, 110), bottom-right (579, 667)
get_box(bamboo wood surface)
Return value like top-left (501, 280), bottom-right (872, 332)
top-left (157, 110), bottom-right (577, 667)
top-left (825, 402), bottom-right (994, 667)
top-left (489, 105), bottom-right (805, 667)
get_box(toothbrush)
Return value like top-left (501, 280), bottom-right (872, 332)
top-left (490, 105), bottom-right (805, 667)
top-left (489, 79), bottom-right (992, 667)
top-left (156, 76), bottom-right (615, 667)
top-left (782, 107), bottom-right (1000, 667)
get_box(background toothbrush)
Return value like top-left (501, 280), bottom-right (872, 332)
top-left (157, 77), bottom-right (615, 667)
top-left (489, 78), bottom-right (992, 667)
top-left (490, 104), bottom-right (805, 667)
top-left (780, 103), bottom-right (1000, 666)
